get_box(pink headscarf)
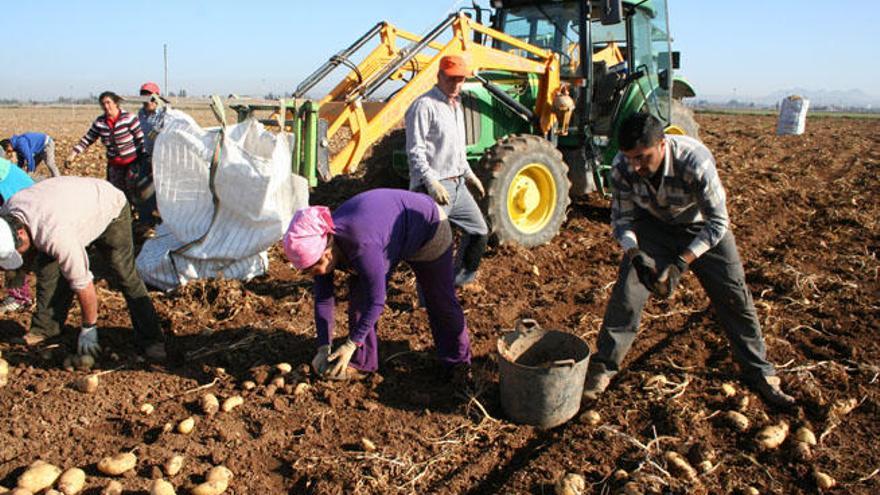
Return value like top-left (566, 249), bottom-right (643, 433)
top-left (282, 206), bottom-right (336, 270)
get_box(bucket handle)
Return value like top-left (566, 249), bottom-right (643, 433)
top-left (550, 359), bottom-right (577, 368)
top-left (515, 318), bottom-right (542, 336)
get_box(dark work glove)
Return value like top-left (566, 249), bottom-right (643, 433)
top-left (630, 250), bottom-right (659, 289)
top-left (654, 256), bottom-right (689, 298)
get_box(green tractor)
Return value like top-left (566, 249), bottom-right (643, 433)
top-left (460, 0), bottom-right (698, 246)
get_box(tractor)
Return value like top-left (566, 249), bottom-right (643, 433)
top-left (231, 0), bottom-right (697, 247)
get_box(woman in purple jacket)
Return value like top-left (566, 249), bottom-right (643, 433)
top-left (283, 189), bottom-right (472, 380)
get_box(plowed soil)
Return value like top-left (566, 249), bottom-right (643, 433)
top-left (0, 107), bottom-right (878, 494)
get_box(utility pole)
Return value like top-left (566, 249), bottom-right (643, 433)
top-left (164, 44), bottom-right (168, 94)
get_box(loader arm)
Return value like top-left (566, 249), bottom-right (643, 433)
top-left (315, 13), bottom-right (561, 177)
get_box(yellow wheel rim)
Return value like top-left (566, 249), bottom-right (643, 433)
top-left (665, 124), bottom-right (686, 135)
top-left (506, 162), bottom-right (557, 234)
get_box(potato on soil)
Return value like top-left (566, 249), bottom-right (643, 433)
top-left (723, 410), bottom-right (750, 432)
top-left (101, 480), bottom-right (123, 495)
top-left (554, 472), bottom-right (585, 495)
top-left (150, 478), bottom-right (176, 495)
top-left (360, 437), bottom-right (377, 452)
top-left (276, 362), bottom-right (292, 374)
top-left (756, 421), bottom-right (789, 449)
top-left (813, 470), bottom-right (835, 489)
top-left (73, 374), bottom-right (99, 394)
top-left (57, 467), bottom-right (86, 495)
top-left (191, 466), bottom-right (232, 495)
top-left (294, 382), bottom-right (310, 396)
top-left (720, 383), bottom-right (736, 397)
top-left (664, 451), bottom-right (698, 482)
top-left (17, 460), bottom-right (62, 492)
top-left (97, 452), bottom-right (137, 476)
top-left (581, 409), bottom-right (601, 426)
top-left (794, 426), bottom-right (817, 446)
top-left (241, 381), bottom-right (256, 391)
top-left (0, 357), bottom-right (9, 387)
top-left (139, 403), bottom-right (155, 415)
top-left (201, 393), bottom-right (219, 415)
top-left (164, 455), bottom-right (184, 476)
top-left (221, 396), bottom-right (243, 412)
top-left (177, 417), bottom-right (195, 434)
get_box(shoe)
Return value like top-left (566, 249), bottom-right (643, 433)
top-left (582, 371), bottom-right (612, 402)
top-left (750, 375), bottom-right (796, 408)
top-left (0, 296), bottom-right (24, 314)
top-left (144, 341), bottom-right (167, 361)
top-left (454, 269), bottom-right (477, 287)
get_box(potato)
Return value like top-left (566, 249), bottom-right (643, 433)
top-left (276, 363), bottom-right (292, 374)
top-left (57, 467), bottom-right (86, 495)
top-left (164, 455), bottom-right (184, 477)
top-left (643, 374), bottom-right (667, 389)
top-left (756, 421), bottom-right (789, 450)
top-left (743, 487), bottom-right (760, 495)
top-left (101, 480), bottom-right (123, 495)
top-left (73, 354), bottom-right (95, 371)
top-left (698, 460), bottom-right (713, 473)
top-left (723, 410), bottom-right (750, 432)
top-left (97, 452), bottom-right (137, 476)
top-left (720, 383), bottom-right (736, 397)
top-left (794, 441), bottom-right (813, 462)
top-left (139, 403), bottom-right (155, 415)
top-left (201, 394), bottom-right (219, 416)
top-left (0, 485), bottom-right (8, 493)
top-left (177, 417), bottom-right (195, 434)
top-left (192, 466), bottom-right (232, 495)
top-left (794, 426), bottom-right (817, 446)
top-left (271, 376), bottom-right (285, 388)
top-left (191, 480), bottom-right (227, 495)
top-left (293, 383), bottom-right (310, 396)
top-left (221, 396), bottom-right (243, 412)
top-left (0, 358), bottom-right (9, 387)
top-left (17, 460), bottom-right (62, 492)
top-left (581, 409), bottom-right (601, 426)
top-left (241, 381), bottom-right (256, 391)
top-left (664, 451), bottom-right (698, 482)
top-left (554, 472), bottom-right (585, 495)
top-left (360, 438), bottom-right (377, 452)
top-left (73, 374), bottom-right (99, 394)
top-left (829, 398), bottom-right (857, 419)
top-left (813, 470), bottom-right (835, 490)
top-left (612, 469), bottom-right (629, 481)
top-left (150, 478), bottom-right (176, 495)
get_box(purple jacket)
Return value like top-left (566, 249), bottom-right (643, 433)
top-left (314, 189), bottom-right (441, 345)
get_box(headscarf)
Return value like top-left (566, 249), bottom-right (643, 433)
top-left (282, 206), bottom-right (335, 270)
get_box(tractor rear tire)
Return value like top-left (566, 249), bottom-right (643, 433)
top-left (670, 99), bottom-right (700, 139)
top-left (479, 135), bottom-right (570, 247)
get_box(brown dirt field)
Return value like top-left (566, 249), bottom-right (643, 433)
top-left (0, 106), bottom-right (878, 494)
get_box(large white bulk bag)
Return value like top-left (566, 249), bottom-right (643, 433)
top-left (776, 95), bottom-right (809, 135)
top-left (136, 108), bottom-right (308, 290)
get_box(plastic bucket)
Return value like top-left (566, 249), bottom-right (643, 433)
top-left (497, 319), bottom-right (590, 429)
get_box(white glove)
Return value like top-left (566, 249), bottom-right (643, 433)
top-left (424, 179), bottom-right (450, 205)
top-left (465, 171), bottom-right (485, 198)
top-left (311, 344), bottom-right (332, 375)
top-left (325, 339), bottom-right (358, 380)
top-left (77, 325), bottom-right (101, 357)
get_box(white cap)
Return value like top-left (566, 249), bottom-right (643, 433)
top-left (0, 219), bottom-right (23, 270)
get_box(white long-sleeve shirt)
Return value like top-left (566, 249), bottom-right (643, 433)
top-left (404, 86), bottom-right (471, 190)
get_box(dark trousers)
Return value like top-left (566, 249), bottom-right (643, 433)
top-left (347, 247), bottom-right (472, 372)
top-left (592, 218), bottom-right (775, 381)
top-left (30, 206), bottom-right (163, 347)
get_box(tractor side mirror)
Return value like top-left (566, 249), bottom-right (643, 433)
top-left (671, 51), bottom-right (681, 69)
top-left (600, 0), bottom-right (623, 25)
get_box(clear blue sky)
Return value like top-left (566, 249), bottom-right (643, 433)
top-left (5, 0), bottom-right (876, 100)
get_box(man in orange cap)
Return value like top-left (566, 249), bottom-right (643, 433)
top-left (135, 82), bottom-right (166, 233)
top-left (405, 55), bottom-right (489, 287)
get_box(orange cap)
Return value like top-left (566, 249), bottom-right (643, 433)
top-left (439, 55), bottom-right (471, 77)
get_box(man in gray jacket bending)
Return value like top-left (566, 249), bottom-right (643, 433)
top-left (405, 55), bottom-right (488, 287)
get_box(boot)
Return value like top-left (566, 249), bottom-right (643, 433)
top-left (582, 361), bottom-right (613, 402)
top-left (749, 375), bottom-right (796, 408)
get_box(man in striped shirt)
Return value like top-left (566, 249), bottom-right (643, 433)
top-left (583, 113), bottom-right (795, 408)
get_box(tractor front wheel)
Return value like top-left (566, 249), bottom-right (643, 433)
top-left (480, 135), bottom-right (570, 247)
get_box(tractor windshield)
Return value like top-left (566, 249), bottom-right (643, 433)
top-left (495, 2), bottom-right (581, 77)
top-left (630, 0), bottom-right (673, 124)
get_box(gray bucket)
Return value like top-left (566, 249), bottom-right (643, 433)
top-left (497, 319), bottom-right (590, 429)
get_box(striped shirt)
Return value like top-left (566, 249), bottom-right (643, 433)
top-left (610, 134), bottom-right (729, 258)
top-left (405, 86), bottom-right (471, 190)
top-left (74, 110), bottom-right (145, 165)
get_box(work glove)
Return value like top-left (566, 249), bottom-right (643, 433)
top-left (424, 178), bottom-right (450, 205)
top-left (64, 152), bottom-right (77, 168)
top-left (464, 170), bottom-right (485, 199)
top-left (325, 338), bottom-right (358, 380)
top-left (311, 344), bottom-right (332, 375)
top-left (77, 324), bottom-right (101, 357)
top-left (654, 255), bottom-right (689, 299)
top-left (629, 250), bottom-right (659, 290)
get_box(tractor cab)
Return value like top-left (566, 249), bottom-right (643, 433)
top-left (489, 0), bottom-right (679, 144)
